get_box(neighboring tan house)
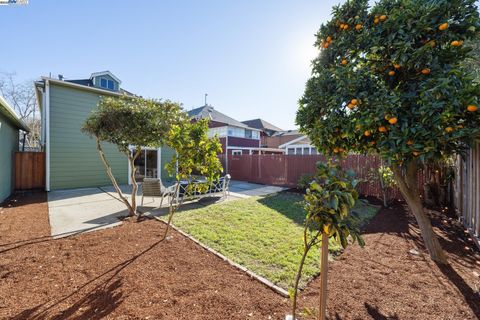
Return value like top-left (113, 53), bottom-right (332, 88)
top-left (0, 95), bottom-right (29, 202)
top-left (35, 71), bottom-right (175, 191)
top-left (278, 133), bottom-right (318, 155)
top-left (189, 105), bottom-right (282, 155)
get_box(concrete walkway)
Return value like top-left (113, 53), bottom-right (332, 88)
top-left (47, 180), bottom-right (288, 238)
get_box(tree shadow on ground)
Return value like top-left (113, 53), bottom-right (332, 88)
top-left (364, 303), bottom-right (399, 320)
top-left (435, 263), bottom-right (480, 319)
top-left (11, 236), bottom-right (167, 319)
top-left (256, 192), bottom-right (307, 226)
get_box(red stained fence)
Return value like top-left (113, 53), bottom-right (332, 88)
top-left (219, 154), bottom-right (425, 200)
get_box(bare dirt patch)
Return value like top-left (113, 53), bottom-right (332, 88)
top-left (0, 193), bottom-right (479, 319)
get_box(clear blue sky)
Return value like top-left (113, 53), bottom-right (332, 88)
top-left (1, 0), bottom-right (349, 129)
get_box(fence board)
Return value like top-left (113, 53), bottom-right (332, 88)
top-left (14, 152), bottom-right (45, 190)
top-left (219, 154), bottom-right (425, 200)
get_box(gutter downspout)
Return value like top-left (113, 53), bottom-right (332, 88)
top-left (45, 80), bottom-right (51, 191)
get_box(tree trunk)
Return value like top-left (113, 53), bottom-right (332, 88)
top-left (128, 148), bottom-right (142, 219)
top-left (318, 233), bottom-right (329, 320)
top-left (96, 138), bottom-right (135, 216)
top-left (392, 162), bottom-right (447, 264)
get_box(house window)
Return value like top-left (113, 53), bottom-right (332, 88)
top-left (245, 129), bottom-right (253, 139)
top-left (296, 147), bottom-right (302, 155)
top-left (227, 127), bottom-right (244, 137)
top-left (100, 78), bottom-right (115, 90)
top-left (311, 148), bottom-right (317, 155)
top-left (304, 147), bottom-right (310, 155)
top-left (232, 150), bottom-right (242, 155)
top-left (287, 148), bottom-right (295, 155)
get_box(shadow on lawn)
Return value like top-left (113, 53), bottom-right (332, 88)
top-left (11, 234), bottom-right (167, 319)
top-left (257, 192), bottom-right (306, 226)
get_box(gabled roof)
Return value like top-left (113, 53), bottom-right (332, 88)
top-left (0, 95), bottom-right (29, 132)
top-left (90, 71), bottom-right (122, 84)
top-left (188, 105), bottom-right (259, 130)
top-left (241, 118), bottom-right (283, 132)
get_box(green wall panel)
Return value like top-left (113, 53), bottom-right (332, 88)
top-left (0, 112), bottom-right (19, 202)
top-left (49, 84), bottom-right (128, 190)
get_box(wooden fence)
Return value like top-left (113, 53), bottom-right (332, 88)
top-left (14, 152), bottom-right (45, 190)
top-left (219, 154), bottom-right (426, 200)
top-left (454, 143), bottom-right (480, 246)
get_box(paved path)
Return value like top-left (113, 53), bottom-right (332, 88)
top-left (47, 180), bottom-right (288, 238)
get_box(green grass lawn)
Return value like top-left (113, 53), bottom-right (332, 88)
top-left (163, 192), bottom-right (379, 290)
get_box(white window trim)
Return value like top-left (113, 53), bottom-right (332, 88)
top-left (231, 150), bottom-right (243, 155)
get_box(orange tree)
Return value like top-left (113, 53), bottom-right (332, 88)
top-left (297, 0), bottom-right (480, 264)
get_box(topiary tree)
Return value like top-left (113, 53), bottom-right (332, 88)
top-left (297, 0), bottom-right (480, 264)
top-left (162, 118), bottom-right (223, 238)
top-left (291, 161), bottom-right (363, 320)
top-left (82, 96), bottom-right (186, 218)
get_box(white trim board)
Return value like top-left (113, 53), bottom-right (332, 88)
top-left (278, 135), bottom-right (310, 149)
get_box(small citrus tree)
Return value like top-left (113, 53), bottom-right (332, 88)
top-left (162, 119), bottom-right (223, 238)
top-left (297, 0), bottom-right (480, 263)
top-left (82, 96), bottom-right (186, 218)
top-left (291, 161), bottom-right (364, 320)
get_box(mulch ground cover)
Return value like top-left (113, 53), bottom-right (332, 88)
top-left (0, 192), bottom-right (479, 319)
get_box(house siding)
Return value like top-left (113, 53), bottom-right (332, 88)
top-left (227, 136), bottom-right (260, 148)
top-left (49, 84), bottom-right (128, 190)
top-left (160, 146), bottom-right (175, 183)
top-left (0, 112), bottom-right (19, 202)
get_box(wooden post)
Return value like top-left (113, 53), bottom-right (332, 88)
top-left (318, 232), bottom-right (329, 320)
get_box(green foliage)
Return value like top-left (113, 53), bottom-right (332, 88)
top-left (297, 0), bottom-right (480, 164)
top-left (304, 161), bottom-right (364, 248)
top-left (165, 119), bottom-right (223, 187)
top-left (82, 96), bottom-right (186, 153)
top-left (297, 173), bottom-right (315, 191)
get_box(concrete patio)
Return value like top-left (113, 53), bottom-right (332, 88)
top-left (47, 180), bottom-right (287, 238)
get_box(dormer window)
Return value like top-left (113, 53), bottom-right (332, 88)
top-left (100, 78), bottom-right (115, 90)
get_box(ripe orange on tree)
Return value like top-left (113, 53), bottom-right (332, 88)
top-left (326, 36), bottom-right (332, 42)
top-left (388, 117), bottom-right (398, 124)
top-left (438, 22), bottom-right (448, 31)
top-left (379, 15), bottom-right (387, 21)
top-left (445, 127), bottom-right (454, 133)
top-left (467, 104), bottom-right (478, 112)
top-left (451, 40), bottom-right (462, 47)
top-left (347, 103), bottom-right (355, 110)
top-left (393, 64), bottom-right (401, 69)
top-left (421, 68), bottom-right (430, 75)
top-left (374, 17), bottom-right (380, 24)
top-left (355, 24), bottom-right (362, 30)
top-left (378, 126), bottom-right (387, 133)
top-left (341, 59), bottom-right (348, 65)
top-left (388, 70), bottom-right (395, 76)
top-left (351, 99), bottom-right (359, 105)
top-left (364, 130), bottom-right (371, 137)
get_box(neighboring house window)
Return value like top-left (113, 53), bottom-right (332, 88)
top-left (296, 147), bottom-right (302, 155)
top-left (287, 148), bottom-right (295, 155)
top-left (232, 150), bottom-right (242, 155)
top-left (245, 129), bottom-right (260, 139)
top-left (100, 78), bottom-right (115, 90)
top-left (208, 127), bottom-right (227, 138)
top-left (304, 147), bottom-right (310, 155)
top-left (228, 127), bottom-right (244, 138)
top-left (311, 148), bottom-right (317, 155)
